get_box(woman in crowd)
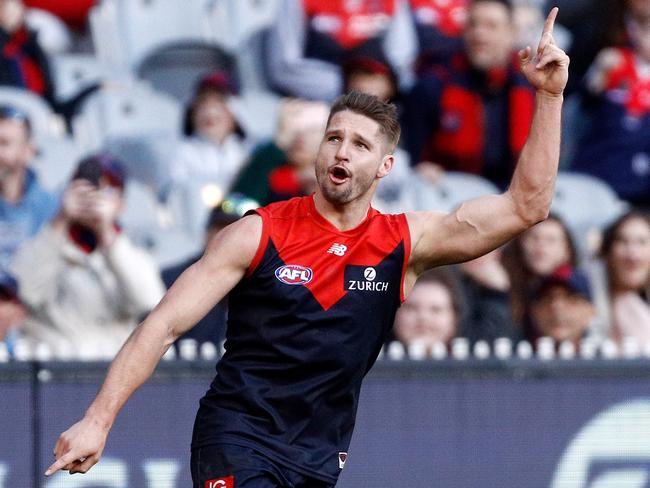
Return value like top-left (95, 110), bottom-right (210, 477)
top-left (598, 211), bottom-right (650, 346)
top-left (502, 214), bottom-right (579, 325)
top-left (169, 71), bottom-right (251, 194)
top-left (393, 267), bottom-right (463, 352)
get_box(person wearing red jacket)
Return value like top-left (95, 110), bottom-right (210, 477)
top-left (403, 0), bottom-right (535, 188)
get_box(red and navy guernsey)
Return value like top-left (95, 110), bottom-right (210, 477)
top-left (192, 195), bottom-right (411, 483)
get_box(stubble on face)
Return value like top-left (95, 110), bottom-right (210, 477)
top-left (315, 161), bottom-right (377, 206)
top-left (314, 110), bottom-right (386, 206)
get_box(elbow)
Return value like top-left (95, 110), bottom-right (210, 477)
top-left (508, 192), bottom-right (551, 229)
top-left (507, 184), bottom-right (553, 229)
top-left (519, 204), bottom-right (550, 228)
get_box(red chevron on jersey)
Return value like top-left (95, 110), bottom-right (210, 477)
top-left (248, 195), bottom-right (410, 310)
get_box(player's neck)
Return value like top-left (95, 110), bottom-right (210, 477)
top-left (313, 192), bottom-right (372, 232)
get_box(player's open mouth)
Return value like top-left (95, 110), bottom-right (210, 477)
top-left (329, 165), bottom-right (351, 184)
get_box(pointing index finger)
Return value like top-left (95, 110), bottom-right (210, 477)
top-left (543, 7), bottom-right (558, 36)
top-left (45, 456), bottom-right (71, 476)
top-left (538, 7), bottom-right (558, 53)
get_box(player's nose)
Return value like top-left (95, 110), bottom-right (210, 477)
top-left (335, 139), bottom-right (350, 162)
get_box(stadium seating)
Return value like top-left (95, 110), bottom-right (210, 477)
top-left (89, 0), bottom-right (220, 72)
top-left (71, 83), bottom-right (182, 151)
top-left (137, 42), bottom-right (237, 103)
top-left (552, 171), bottom-right (628, 233)
top-left (50, 54), bottom-right (114, 103)
top-left (103, 132), bottom-right (180, 195)
top-left (31, 136), bottom-right (87, 192)
top-left (404, 171), bottom-right (502, 213)
top-left (121, 180), bottom-right (200, 267)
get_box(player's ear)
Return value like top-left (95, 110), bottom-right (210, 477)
top-left (377, 153), bottom-right (394, 179)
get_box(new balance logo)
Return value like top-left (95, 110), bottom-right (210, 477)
top-left (327, 243), bottom-right (348, 256)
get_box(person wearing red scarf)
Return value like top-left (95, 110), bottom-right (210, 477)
top-left (0, 0), bottom-right (54, 104)
top-left (403, 0), bottom-right (535, 188)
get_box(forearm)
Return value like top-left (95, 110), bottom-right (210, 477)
top-left (507, 92), bottom-right (563, 224)
top-left (83, 315), bottom-right (170, 430)
top-left (82, 258), bottom-right (230, 427)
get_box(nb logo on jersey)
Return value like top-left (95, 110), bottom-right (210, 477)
top-left (338, 452), bottom-right (348, 469)
top-left (205, 476), bottom-right (234, 488)
top-left (327, 243), bottom-right (348, 256)
top-left (275, 265), bottom-right (313, 285)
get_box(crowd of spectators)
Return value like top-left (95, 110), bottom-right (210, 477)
top-left (0, 0), bottom-right (649, 360)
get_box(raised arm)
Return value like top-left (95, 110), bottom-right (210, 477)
top-left (407, 8), bottom-right (569, 276)
top-left (45, 214), bottom-right (262, 476)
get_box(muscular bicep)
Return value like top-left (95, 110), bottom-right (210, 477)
top-left (408, 193), bottom-right (532, 273)
top-left (146, 214), bottom-right (262, 341)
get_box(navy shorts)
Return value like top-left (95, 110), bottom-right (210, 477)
top-left (190, 443), bottom-right (335, 488)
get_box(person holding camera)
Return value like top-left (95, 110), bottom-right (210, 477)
top-left (9, 154), bottom-right (165, 359)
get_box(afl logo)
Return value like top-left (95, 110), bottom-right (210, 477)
top-left (364, 267), bottom-right (376, 281)
top-left (275, 265), bottom-right (313, 285)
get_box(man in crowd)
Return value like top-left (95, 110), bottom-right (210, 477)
top-left (525, 265), bottom-right (599, 347)
top-left (403, 0), bottom-right (535, 188)
top-left (10, 154), bottom-right (165, 358)
top-left (0, 104), bottom-right (57, 268)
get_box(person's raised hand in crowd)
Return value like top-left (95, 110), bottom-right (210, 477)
top-left (59, 180), bottom-right (122, 248)
top-left (518, 7), bottom-right (569, 97)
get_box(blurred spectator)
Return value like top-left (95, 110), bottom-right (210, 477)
top-left (0, 268), bottom-right (25, 357)
top-left (232, 98), bottom-right (329, 206)
top-left (511, 1), bottom-right (570, 55)
top-left (551, 0), bottom-right (649, 93)
top-left (343, 56), bottom-right (399, 102)
top-left (10, 154), bottom-right (165, 358)
top-left (409, 0), bottom-right (467, 66)
top-left (458, 247), bottom-right (518, 343)
top-left (0, 0), bottom-right (55, 103)
top-left (162, 194), bottom-right (253, 351)
top-left (403, 0), bottom-right (535, 188)
top-left (524, 264), bottom-right (598, 347)
top-left (597, 211), bottom-right (650, 347)
top-left (0, 104), bottom-right (57, 268)
top-left (503, 214), bottom-right (579, 325)
top-left (570, 13), bottom-right (650, 208)
top-left (393, 267), bottom-right (463, 351)
top-left (167, 71), bottom-right (252, 197)
top-left (265, 0), bottom-right (416, 101)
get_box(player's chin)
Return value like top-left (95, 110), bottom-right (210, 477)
top-left (322, 184), bottom-right (354, 205)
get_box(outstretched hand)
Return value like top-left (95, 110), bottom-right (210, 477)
top-left (45, 416), bottom-right (109, 476)
top-left (519, 7), bottom-right (570, 97)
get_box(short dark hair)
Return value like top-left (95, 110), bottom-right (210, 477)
top-left (0, 104), bottom-right (32, 138)
top-left (327, 91), bottom-right (400, 152)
